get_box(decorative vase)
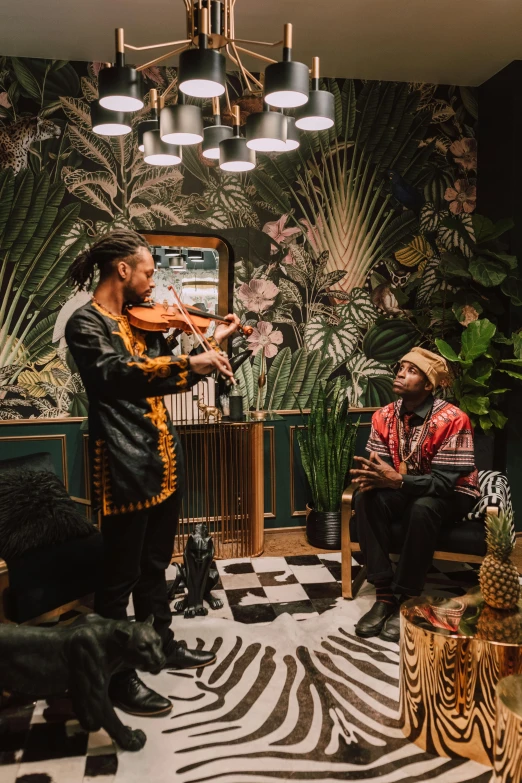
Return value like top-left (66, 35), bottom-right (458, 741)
top-left (305, 503), bottom-right (341, 550)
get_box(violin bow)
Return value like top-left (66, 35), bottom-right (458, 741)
top-left (167, 285), bottom-right (237, 385)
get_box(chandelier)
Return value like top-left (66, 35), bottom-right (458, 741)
top-left (92, 1), bottom-right (335, 170)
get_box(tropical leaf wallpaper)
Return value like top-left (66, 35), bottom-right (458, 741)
top-left (0, 56), bottom-right (481, 419)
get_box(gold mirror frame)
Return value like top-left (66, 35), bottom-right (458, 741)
top-left (141, 231), bottom-right (232, 317)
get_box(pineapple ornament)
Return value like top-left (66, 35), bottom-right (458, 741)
top-left (479, 510), bottom-right (520, 611)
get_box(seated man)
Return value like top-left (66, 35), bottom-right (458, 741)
top-left (350, 347), bottom-right (480, 643)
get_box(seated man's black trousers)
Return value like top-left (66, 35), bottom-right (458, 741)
top-left (354, 488), bottom-right (476, 595)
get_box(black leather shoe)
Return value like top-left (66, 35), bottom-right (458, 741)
top-left (163, 642), bottom-right (216, 670)
top-left (355, 601), bottom-right (397, 638)
top-left (109, 671), bottom-right (172, 717)
top-left (379, 606), bottom-right (401, 643)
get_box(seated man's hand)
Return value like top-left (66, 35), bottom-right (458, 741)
top-left (189, 351), bottom-right (234, 380)
top-left (213, 314), bottom-right (241, 344)
top-left (350, 452), bottom-right (403, 492)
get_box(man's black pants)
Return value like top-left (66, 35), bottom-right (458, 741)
top-left (354, 488), bottom-right (476, 595)
top-left (95, 481), bottom-right (183, 651)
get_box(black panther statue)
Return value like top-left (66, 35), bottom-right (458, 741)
top-left (168, 523), bottom-right (222, 618)
top-left (0, 614), bottom-right (164, 751)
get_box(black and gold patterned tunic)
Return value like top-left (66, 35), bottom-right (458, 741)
top-left (65, 300), bottom-right (200, 516)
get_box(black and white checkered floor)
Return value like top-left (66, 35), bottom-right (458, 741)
top-left (0, 554), bottom-right (485, 783)
top-left (177, 552), bottom-right (346, 623)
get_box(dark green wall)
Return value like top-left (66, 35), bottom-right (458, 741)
top-left (0, 412), bottom-right (373, 530)
top-left (479, 61), bottom-right (522, 528)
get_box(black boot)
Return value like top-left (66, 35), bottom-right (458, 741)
top-left (163, 641), bottom-right (216, 670)
top-left (355, 600), bottom-right (398, 638)
top-left (109, 671), bottom-right (172, 716)
top-left (379, 606), bottom-right (401, 642)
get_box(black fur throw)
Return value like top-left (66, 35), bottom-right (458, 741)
top-left (0, 469), bottom-right (97, 560)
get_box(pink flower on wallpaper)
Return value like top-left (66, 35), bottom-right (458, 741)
top-left (262, 214), bottom-right (301, 257)
top-left (0, 92), bottom-right (11, 109)
top-left (237, 279), bottom-right (280, 313)
top-left (299, 217), bottom-right (323, 254)
top-left (247, 321), bottom-right (284, 358)
top-left (449, 137), bottom-right (477, 171)
top-left (444, 180), bottom-right (477, 214)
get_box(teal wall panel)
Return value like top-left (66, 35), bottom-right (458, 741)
top-left (0, 412), bottom-right (374, 530)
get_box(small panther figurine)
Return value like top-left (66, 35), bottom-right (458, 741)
top-left (168, 523), bottom-right (223, 618)
top-left (0, 614), bottom-right (164, 751)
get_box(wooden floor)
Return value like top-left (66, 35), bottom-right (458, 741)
top-left (264, 527), bottom-right (522, 574)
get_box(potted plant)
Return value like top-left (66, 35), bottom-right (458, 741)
top-left (297, 380), bottom-right (359, 549)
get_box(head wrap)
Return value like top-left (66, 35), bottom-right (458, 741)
top-left (400, 347), bottom-right (450, 389)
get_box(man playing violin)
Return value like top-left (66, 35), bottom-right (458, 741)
top-left (65, 230), bottom-right (239, 717)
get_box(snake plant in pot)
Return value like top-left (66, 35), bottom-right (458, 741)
top-left (297, 380), bottom-right (359, 549)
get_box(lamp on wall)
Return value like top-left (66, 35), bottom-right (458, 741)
top-left (295, 57), bottom-right (335, 130)
top-left (219, 105), bottom-right (255, 172)
top-left (98, 30), bottom-right (144, 112)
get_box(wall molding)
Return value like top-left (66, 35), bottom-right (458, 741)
top-left (0, 434), bottom-right (68, 489)
top-left (0, 408), bottom-right (379, 426)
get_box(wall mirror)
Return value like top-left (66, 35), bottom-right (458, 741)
top-left (141, 233), bottom-right (232, 423)
top-left (141, 233), bottom-right (231, 331)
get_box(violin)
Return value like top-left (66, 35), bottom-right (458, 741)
top-left (126, 300), bottom-right (253, 337)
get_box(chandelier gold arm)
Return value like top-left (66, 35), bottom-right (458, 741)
top-left (233, 45), bottom-right (277, 65)
top-left (125, 38), bottom-right (191, 52)
top-left (225, 44), bottom-right (262, 92)
top-left (136, 43), bottom-right (190, 72)
top-left (227, 37), bottom-right (283, 48)
top-left (161, 76), bottom-right (180, 102)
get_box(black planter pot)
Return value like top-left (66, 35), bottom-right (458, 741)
top-left (305, 504), bottom-right (341, 550)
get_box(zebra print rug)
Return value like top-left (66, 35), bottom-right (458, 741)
top-left (116, 592), bottom-right (492, 783)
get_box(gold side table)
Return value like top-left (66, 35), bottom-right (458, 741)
top-left (174, 414), bottom-right (282, 559)
top-left (399, 587), bottom-right (522, 768)
top-left (495, 675), bottom-right (522, 782)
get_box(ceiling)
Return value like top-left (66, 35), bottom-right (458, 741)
top-left (2, 0), bottom-right (522, 86)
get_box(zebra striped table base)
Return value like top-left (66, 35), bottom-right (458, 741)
top-left (399, 589), bottom-right (522, 768)
top-left (495, 675), bottom-right (522, 782)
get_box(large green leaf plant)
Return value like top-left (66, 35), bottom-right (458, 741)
top-left (436, 318), bottom-right (522, 433)
top-left (296, 380), bottom-right (359, 513)
top-left (0, 168), bottom-right (88, 418)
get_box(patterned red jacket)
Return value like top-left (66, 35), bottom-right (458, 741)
top-left (366, 398), bottom-right (480, 499)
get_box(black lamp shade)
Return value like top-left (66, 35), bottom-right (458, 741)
top-left (295, 89), bottom-right (335, 131)
top-left (179, 47), bottom-right (226, 98)
top-left (219, 136), bottom-right (255, 172)
top-left (202, 124), bottom-right (233, 159)
top-left (98, 65), bottom-right (144, 112)
top-left (143, 129), bottom-right (182, 165)
top-left (246, 111), bottom-right (287, 152)
top-left (138, 118), bottom-right (159, 151)
top-left (91, 100), bottom-right (132, 136)
top-left (284, 116), bottom-right (300, 150)
top-left (264, 61), bottom-right (309, 108)
top-left (160, 104), bottom-right (204, 145)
